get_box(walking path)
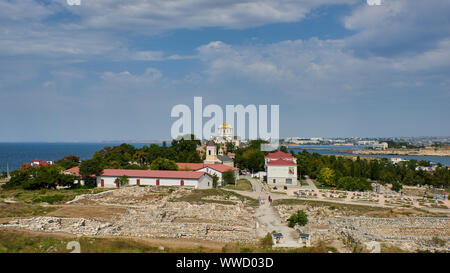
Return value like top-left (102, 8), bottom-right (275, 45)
top-left (224, 177), bottom-right (449, 215)
top-left (244, 175), bottom-right (299, 247)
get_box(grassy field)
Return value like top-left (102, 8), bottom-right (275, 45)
top-left (0, 187), bottom-right (114, 218)
top-left (170, 188), bottom-right (258, 206)
top-left (224, 178), bottom-right (253, 191)
top-left (0, 187), bottom-right (112, 205)
top-left (0, 203), bottom-right (58, 218)
top-left (0, 229), bottom-right (348, 253)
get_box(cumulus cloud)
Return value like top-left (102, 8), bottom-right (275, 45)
top-left (343, 0), bottom-right (450, 56)
top-left (68, 0), bottom-right (358, 31)
top-left (195, 37), bottom-right (450, 100)
top-left (101, 68), bottom-right (163, 86)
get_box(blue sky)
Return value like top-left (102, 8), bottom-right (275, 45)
top-left (0, 0), bottom-right (449, 141)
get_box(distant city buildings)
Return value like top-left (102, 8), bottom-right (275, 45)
top-left (372, 142), bottom-right (388, 150)
top-left (20, 159), bottom-right (54, 169)
top-left (391, 157), bottom-right (406, 164)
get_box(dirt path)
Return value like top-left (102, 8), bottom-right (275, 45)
top-left (346, 192), bottom-right (353, 202)
top-left (378, 194), bottom-right (385, 206)
top-left (242, 176), bottom-right (299, 247)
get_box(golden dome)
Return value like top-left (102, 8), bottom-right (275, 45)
top-left (220, 122), bottom-right (232, 129)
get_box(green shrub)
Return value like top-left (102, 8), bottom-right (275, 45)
top-left (32, 194), bottom-right (65, 204)
top-left (287, 210), bottom-right (308, 228)
top-left (260, 233), bottom-right (273, 249)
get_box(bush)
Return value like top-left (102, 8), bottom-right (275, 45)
top-left (260, 233), bottom-right (273, 249)
top-left (222, 170), bottom-right (236, 186)
top-left (115, 175), bottom-right (129, 187)
top-left (287, 210), bottom-right (308, 228)
top-left (32, 194), bottom-right (65, 204)
top-left (391, 181), bottom-right (403, 192)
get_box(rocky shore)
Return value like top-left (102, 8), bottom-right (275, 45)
top-left (353, 147), bottom-right (450, 156)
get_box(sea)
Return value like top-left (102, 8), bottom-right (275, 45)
top-left (0, 142), bottom-right (161, 172)
top-left (1, 143), bottom-right (449, 172)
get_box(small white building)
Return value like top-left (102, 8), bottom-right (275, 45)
top-left (196, 164), bottom-right (239, 186)
top-left (96, 169), bottom-right (213, 189)
top-left (177, 163), bottom-right (239, 186)
top-left (298, 233), bottom-right (311, 247)
top-left (390, 157), bottom-right (406, 164)
top-left (265, 151), bottom-right (298, 186)
top-left (372, 142), bottom-right (388, 150)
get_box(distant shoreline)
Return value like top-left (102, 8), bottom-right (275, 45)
top-left (353, 148), bottom-right (450, 157)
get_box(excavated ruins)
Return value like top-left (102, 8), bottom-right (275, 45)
top-left (276, 204), bottom-right (450, 252)
top-left (1, 186), bottom-right (258, 243)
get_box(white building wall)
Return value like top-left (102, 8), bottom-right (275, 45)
top-left (266, 165), bottom-right (297, 186)
top-left (96, 175), bottom-right (212, 189)
top-left (196, 167), bottom-right (239, 186)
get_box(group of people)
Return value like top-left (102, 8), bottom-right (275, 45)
top-left (257, 195), bottom-right (272, 205)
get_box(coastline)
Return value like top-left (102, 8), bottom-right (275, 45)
top-left (353, 148), bottom-right (450, 157)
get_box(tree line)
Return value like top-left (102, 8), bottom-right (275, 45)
top-left (296, 150), bottom-right (449, 191)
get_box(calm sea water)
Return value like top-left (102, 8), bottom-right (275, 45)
top-left (288, 146), bottom-right (450, 166)
top-left (0, 142), bottom-right (161, 172)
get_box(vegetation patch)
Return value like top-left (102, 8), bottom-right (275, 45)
top-left (0, 202), bottom-right (57, 218)
top-left (0, 188), bottom-right (112, 205)
top-left (170, 188), bottom-right (258, 206)
top-left (224, 179), bottom-right (253, 191)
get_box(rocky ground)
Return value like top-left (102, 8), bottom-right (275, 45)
top-left (1, 186), bottom-right (257, 243)
top-left (276, 204), bottom-right (449, 252)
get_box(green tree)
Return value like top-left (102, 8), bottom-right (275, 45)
top-left (150, 158), bottom-right (179, 170)
top-left (225, 142), bottom-right (235, 153)
top-left (2, 169), bottom-right (29, 189)
top-left (318, 167), bottom-right (336, 187)
top-left (391, 181), bottom-right (403, 192)
top-left (55, 155), bottom-right (80, 169)
top-left (222, 170), bottom-right (236, 186)
top-left (79, 158), bottom-right (104, 178)
top-left (260, 233), bottom-right (273, 249)
top-left (212, 174), bottom-right (219, 188)
top-left (115, 175), bottom-right (129, 187)
top-left (287, 210), bottom-right (308, 228)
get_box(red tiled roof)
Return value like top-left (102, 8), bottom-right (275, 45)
top-left (65, 167), bottom-right (80, 176)
top-left (32, 159), bottom-right (52, 165)
top-left (266, 159), bottom-right (297, 166)
top-left (177, 163), bottom-right (238, 173)
top-left (205, 164), bottom-right (238, 172)
top-left (265, 151), bottom-right (295, 159)
top-left (177, 163), bottom-right (208, 171)
top-left (100, 169), bottom-right (206, 179)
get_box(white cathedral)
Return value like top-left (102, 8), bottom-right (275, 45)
top-left (212, 122), bottom-right (241, 147)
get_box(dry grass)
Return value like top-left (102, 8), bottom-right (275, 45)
top-left (47, 205), bottom-right (126, 221)
top-left (0, 202), bottom-right (57, 218)
top-left (224, 179), bottom-right (253, 191)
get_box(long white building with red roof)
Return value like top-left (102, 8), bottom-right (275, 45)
top-left (96, 169), bottom-right (213, 189)
top-left (264, 151), bottom-right (297, 186)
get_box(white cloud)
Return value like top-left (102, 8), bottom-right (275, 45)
top-left (343, 0), bottom-right (450, 56)
top-left (196, 37), bottom-right (450, 100)
top-left (71, 0), bottom-right (358, 31)
top-left (101, 68), bottom-right (163, 85)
